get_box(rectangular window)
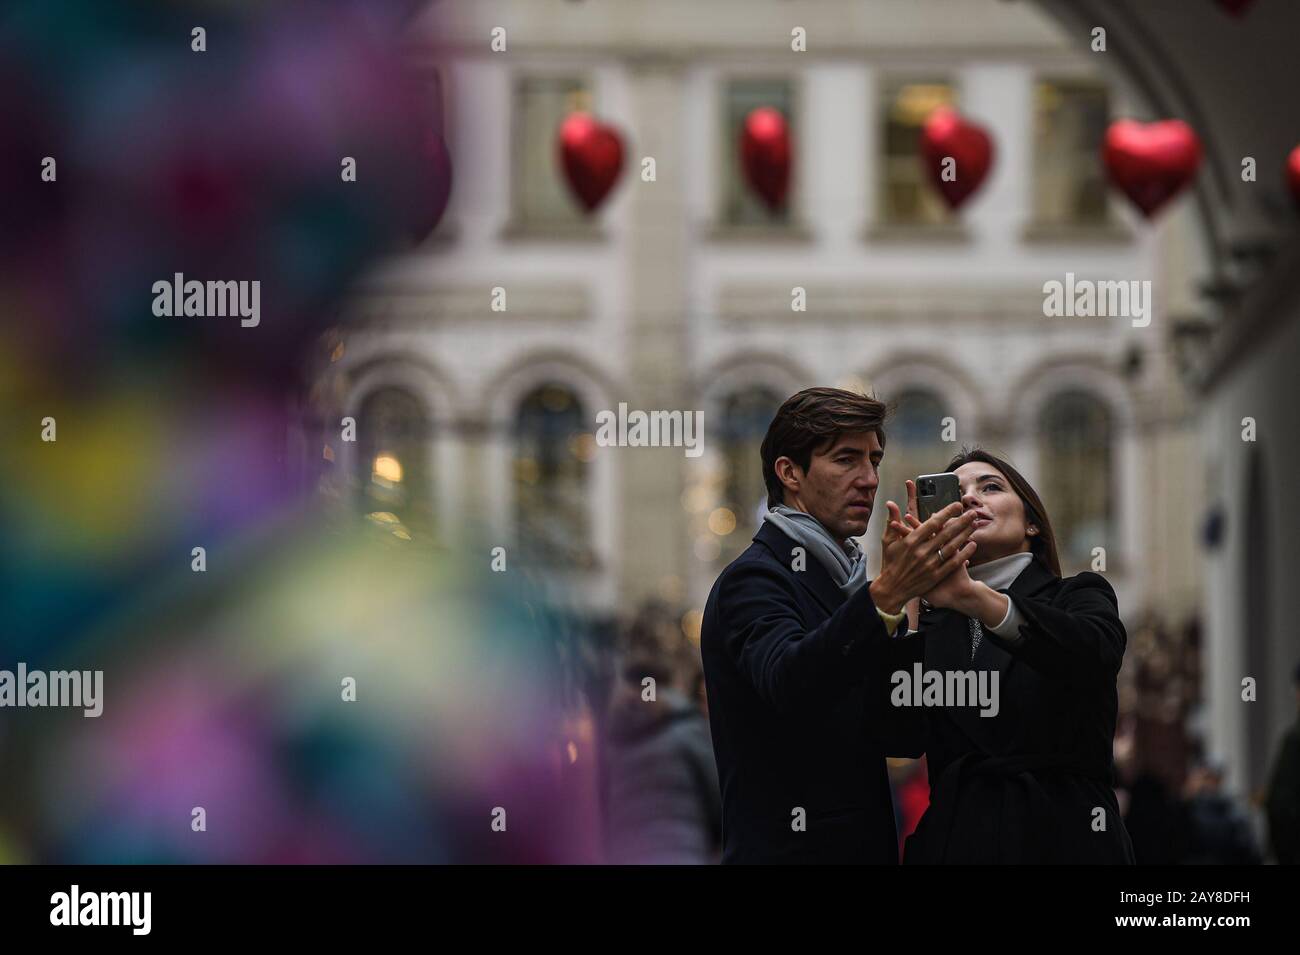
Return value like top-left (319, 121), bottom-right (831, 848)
top-left (1031, 79), bottom-right (1111, 226)
top-left (721, 78), bottom-right (795, 227)
top-left (878, 78), bottom-right (956, 226)
top-left (511, 75), bottom-right (592, 225)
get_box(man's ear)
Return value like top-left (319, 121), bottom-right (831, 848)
top-left (774, 456), bottom-right (801, 497)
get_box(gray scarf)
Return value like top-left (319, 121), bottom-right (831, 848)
top-left (762, 505), bottom-right (869, 596)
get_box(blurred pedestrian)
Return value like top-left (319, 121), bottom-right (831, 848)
top-left (1265, 662), bottom-right (1300, 864)
top-left (603, 600), bottom-right (721, 864)
top-left (1183, 760), bottom-right (1261, 865)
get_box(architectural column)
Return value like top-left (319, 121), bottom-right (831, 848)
top-left (619, 54), bottom-right (691, 607)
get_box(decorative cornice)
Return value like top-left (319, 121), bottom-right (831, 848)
top-left (342, 285), bottom-right (591, 326)
top-left (718, 284), bottom-right (1049, 325)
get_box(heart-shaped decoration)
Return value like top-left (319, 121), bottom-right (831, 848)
top-left (1102, 119), bottom-right (1202, 218)
top-left (740, 107), bottom-right (791, 211)
top-left (558, 112), bottom-right (625, 213)
top-left (1287, 145), bottom-right (1300, 208)
top-left (919, 107), bottom-right (994, 210)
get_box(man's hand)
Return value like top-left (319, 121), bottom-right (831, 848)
top-left (869, 500), bottom-right (977, 614)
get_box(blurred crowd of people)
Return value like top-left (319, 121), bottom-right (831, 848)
top-left (583, 600), bottom-right (1299, 865)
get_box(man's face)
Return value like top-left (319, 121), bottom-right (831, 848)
top-left (779, 431), bottom-right (882, 540)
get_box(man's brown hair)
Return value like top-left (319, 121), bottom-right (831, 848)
top-left (760, 388), bottom-right (890, 508)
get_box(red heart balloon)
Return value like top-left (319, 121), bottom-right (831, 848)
top-left (1102, 119), bottom-right (1201, 218)
top-left (1287, 145), bottom-right (1300, 208)
top-left (558, 112), bottom-right (625, 213)
top-left (740, 107), bottom-right (791, 211)
top-left (1215, 0), bottom-right (1256, 16)
top-left (919, 107), bottom-right (994, 210)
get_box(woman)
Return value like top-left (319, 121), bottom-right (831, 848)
top-left (885, 448), bottom-right (1135, 864)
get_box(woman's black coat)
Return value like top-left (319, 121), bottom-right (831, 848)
top-left (892, 556), bottom-right (1136, 864)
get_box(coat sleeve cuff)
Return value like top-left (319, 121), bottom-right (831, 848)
top-left (876, 605), bottom-right (907, 637)
top-left (988, 593), bottom-right (1027, 645)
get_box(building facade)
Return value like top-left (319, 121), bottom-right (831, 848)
top-left (316, 0), bottom-right (1204, 629)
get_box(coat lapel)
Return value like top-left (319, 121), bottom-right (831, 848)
top-left (940, 556), bottom-right (1059, 749)
top-left (920, 604), bottom-right (967, 673)
top-left (753, 521), bottom-right (845, 616)
top-left (971, 556), bottom-right (1057, 669)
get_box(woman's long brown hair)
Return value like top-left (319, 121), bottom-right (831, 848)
top-left (943, 447), bottom-right (1062, 577)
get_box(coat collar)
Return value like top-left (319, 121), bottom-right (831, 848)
top-left (753, 521), bottom-right (845, 616)
top-left (971, 555), bottom-right (1056, 670)
top-left (926, 555), bottom-right (1056, 651)
top-left (1006, 554), bottom-right (1057, 601)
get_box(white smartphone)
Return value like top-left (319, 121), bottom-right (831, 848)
top-left (915, 472), bottom-right (962, 523)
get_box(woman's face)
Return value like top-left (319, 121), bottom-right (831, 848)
top-left (953, 462), bottom-right (1034, 566)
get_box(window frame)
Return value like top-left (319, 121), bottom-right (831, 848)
top-left (505, 70), bottom-right (604, 240)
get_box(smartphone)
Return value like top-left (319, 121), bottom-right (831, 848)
top-left (915, 472), bottom-right (962, 523)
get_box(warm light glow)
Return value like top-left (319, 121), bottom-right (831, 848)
top-left (569, 432), bottom-right (596, 462)
top-left (658, 575), bottom-right (684, 603)
top-left (373, 454), bottom-right (403, 484)
top-left (565, 90), bottom-right (592, 115)
top-left (681, 484), bottom-right (713, 513)
top-left (566, 741), bottom-right (578, 764)
top-left (708, 507), bottom-right (737, 536)
top-left (681, 609), bottom-right (703, 644)
top-left (893, 84), bottom-right (952, 125)
top-left (515, 457), bottom-right (540, 484)
top-left (694, 536), bottom-right (721, 563)
top-left (540, 385), bottom-right (573, 412)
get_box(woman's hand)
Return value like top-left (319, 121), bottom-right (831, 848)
top-left (925, 564), bottom-right (1014, 631)
top-left (924, 558), bottom-right (978, 611)
top-left (870, 501), bottom-right (978, 615)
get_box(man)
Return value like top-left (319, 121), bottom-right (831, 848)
top-left (700, 387), bottom-right (977, 863)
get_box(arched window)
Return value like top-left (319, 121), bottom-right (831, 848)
top-left (706, 387), bottom-right (783, 566)
top-left (355, 387), bottom-right (434, 540)
top-left (882, 388), bottom-right (952, 516)
top-left (513, 384), bottom-right (594, 567)
top-left (1038, 390), bottom-right (1113, 567)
